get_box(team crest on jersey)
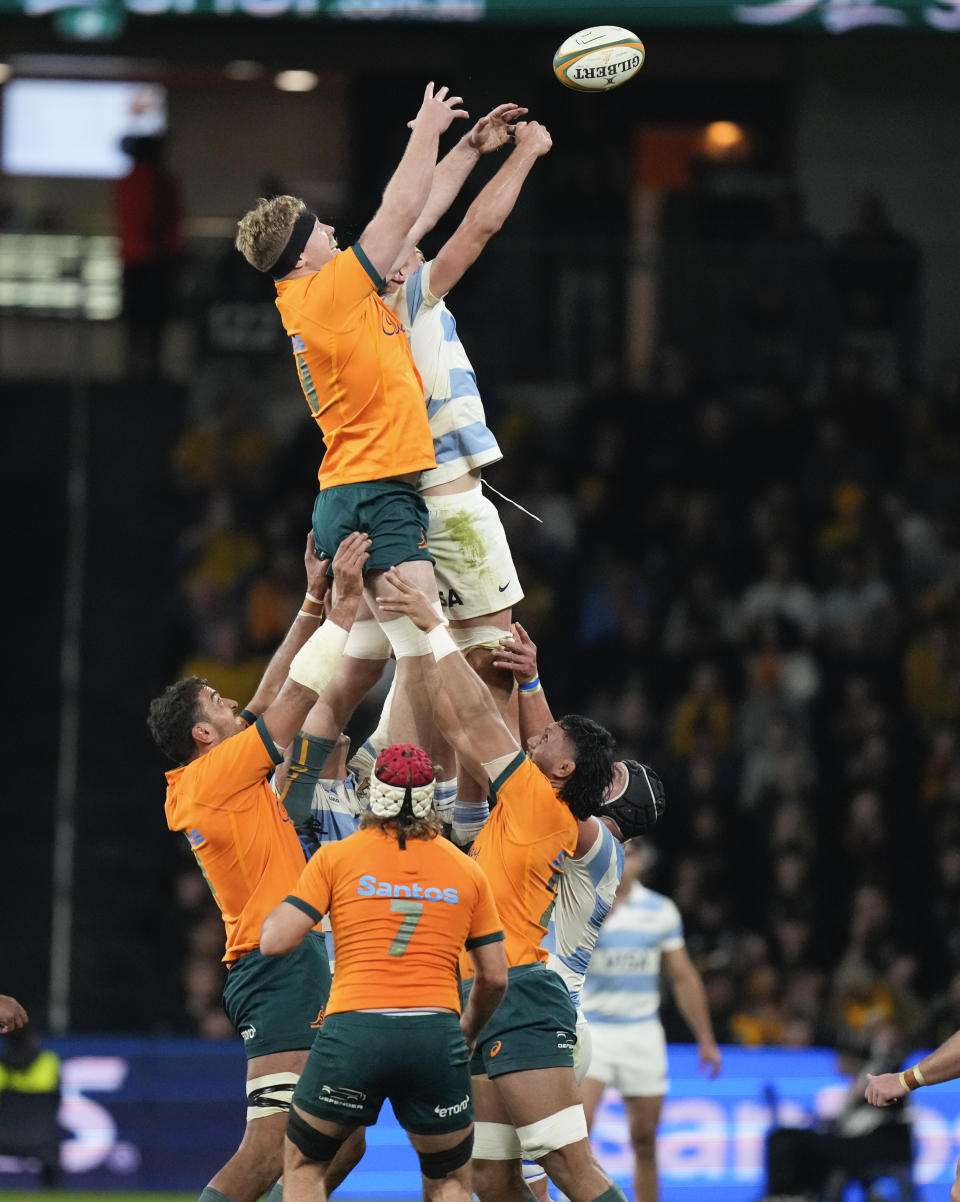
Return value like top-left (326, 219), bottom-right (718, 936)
top-left (186, 827), bottom-right (205, 849)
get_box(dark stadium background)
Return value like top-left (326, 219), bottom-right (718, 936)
top-left (1, 0), bottom-right (958, 1056)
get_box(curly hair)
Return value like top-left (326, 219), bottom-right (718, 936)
top-left (556, 714), bottom-right (616, 821)
top-left (147, 676), bottom-right (207, 766)
top-left (235, 195), bottom-right (307, 273)
top-left (360, 809), bottom-right (442, 844)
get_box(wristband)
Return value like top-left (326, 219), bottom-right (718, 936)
top-left (304, 591), bottom-right (324, 605)
top-left (899, 1072), bottom-right (909, 1091)
top-left (518, 675), bottom-right (541, 694)
top-left (297, 609), bottom-right (324, 620)
top-left (913, 1064), bottom-right (926, 1087)
top-left (428, 623), bottom-right (458, 661)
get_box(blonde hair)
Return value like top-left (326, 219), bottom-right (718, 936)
top-left (235, 195), bottom-right (306, 273)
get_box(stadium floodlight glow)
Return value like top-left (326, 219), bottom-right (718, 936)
top-left (274, 69), bottom-right (319, 93)
top-left (702, 120), bottom-right (750, 160)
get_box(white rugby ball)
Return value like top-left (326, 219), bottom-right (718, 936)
top-left (552, 25), bottom-right (645, 93)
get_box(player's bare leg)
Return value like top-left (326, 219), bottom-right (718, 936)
top-left (204, 1049), bottom-right (307, 1202)
top-left (366, 559), bottom-right (457, 779)
top-left (408, 1123), bottom-right (475, 1202)
top-left (472, 1068), bottom-right (621, 1202)
top-left (282, 1106), bottom-right (359, 1202)
top-left (622, 1096), bottom-right (663, 1202)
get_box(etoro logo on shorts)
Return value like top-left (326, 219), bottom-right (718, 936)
top-left (320, 1084), bottom-right (366, 1110)
top-left (556, 1030), bottom-right (575, 1051)
top-left (240, 1025), bottom-right (256, 1041)
top-left (434, 1094), bottom-right (470, 1119)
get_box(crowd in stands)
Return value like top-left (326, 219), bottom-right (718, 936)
top-left (154, 181), bottom-right (960, 1063)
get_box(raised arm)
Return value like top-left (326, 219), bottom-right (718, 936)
top-left (493, 620), bottom-right (554, 744)
top-left (428, 119), bottom-right (552, 299)
top-left (244, 532), bottom-right (330, 719)
top-left (357, 82), bottom-right (468, 280)
top-left (258, 532), bottom-right (370, 751)
top-left (399, 103), bottom-right (527, 259)
top-left (377, 570), bottom-right (519, 784)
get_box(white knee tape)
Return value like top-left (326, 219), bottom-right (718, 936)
top-left (451, 624), bottom-right (510, 653)
top-left (378, 603), bottom-right (446, 659)
top-left (517, 1105), bottom-right (588, 1160)
top-left (344, 619), bottom-right (392, 660)
top-left (472, 1121), bottom-right (522, 1160)
top-left (288, 621), bottom-right (349, 694)
top-left (246, 1071), bottom-right (299, 1122)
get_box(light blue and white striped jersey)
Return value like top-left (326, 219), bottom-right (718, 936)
top-left (384, 260), bottom-right (502, 489)
top-left (542, 820), bottom-right (624, 1009)
top-left (300, 771), bottom-right (363, 858)
top-left (581, 882), bottom-right (684, 1023)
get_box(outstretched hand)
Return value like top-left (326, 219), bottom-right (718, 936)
top-left (466, 102), bottom-right (529, 153)
top-left (377, 568), bottom-right (443, 632)
top-left (492, 621), bottom-right (539, 683)
top-left (410, 82), bottom-right (469, 137)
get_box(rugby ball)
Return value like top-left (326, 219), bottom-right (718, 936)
top-left (552, 25), bottom-right (645, 93)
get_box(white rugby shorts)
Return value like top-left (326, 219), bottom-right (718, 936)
top-left (585, 1019), bottom-right (668, 1098)
top-left (426, 482), bottom-right (524, 620)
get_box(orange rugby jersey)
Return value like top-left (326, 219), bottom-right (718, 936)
top-left (459, 753), bottom-right (579, 980)
top-left (164, 718), bottom-right (307, 965)
top-left (275, 246), bottom-right (436, 489)
top-left (287, 825), bottom-right (503, 1014)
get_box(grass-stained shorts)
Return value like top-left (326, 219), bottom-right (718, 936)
top-left (294, 1010), bottom-right (473, 1134)
top-left (461, 961), bottom-right (578, 1079)
top-left (223, 932), bottom-right (331, 1060)
top-left (312, 480), bottom-right (434, 573)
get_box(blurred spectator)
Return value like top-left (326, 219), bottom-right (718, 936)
top-left (113, 133), bottom-right (184, 379)
top-left (737, 547), bottom-right (820, 645)
top-left (830, 191), bottom-right (922, 388)
top-left (668, 659), bottom-right (734, 761)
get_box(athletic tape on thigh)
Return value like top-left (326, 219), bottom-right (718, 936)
top-left (377, 616), bottom-right (432, 659)
top-left (285, 1108), bottom-right (347, 1163)
top-left (344, 619), bottom-right (392, 660)
top-left (246, 1071), bottom-right (299, 1121)
top-left (450, 624), bottom-right (509, 653)
top-left (516, 1105), bottom-right (588, 1160)
top-left (472, 1121), bottom-right (522, 1160)
top-left (418, 1130), bottom-right (474, 1178)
